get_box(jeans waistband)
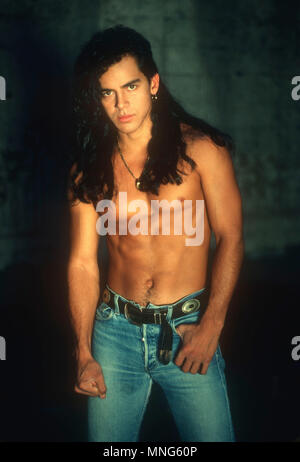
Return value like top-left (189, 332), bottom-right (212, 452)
top-left (105, 283), bottom-right (206, 310)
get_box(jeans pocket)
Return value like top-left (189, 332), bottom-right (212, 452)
top-left (171, 311), bottom-right (201, 338)
top-left (95, 302), bottom-right (115, 321)
top-left (171, 322), bottom-right (184, 339)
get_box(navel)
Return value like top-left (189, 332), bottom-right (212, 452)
top-left (145, 279), bottom-right (154, 289)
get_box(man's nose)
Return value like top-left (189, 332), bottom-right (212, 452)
top-left (115, 92), bottom-right (127, 109)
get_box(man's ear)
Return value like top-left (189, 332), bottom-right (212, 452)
top-left (151, 73), bottom-right (160, 95)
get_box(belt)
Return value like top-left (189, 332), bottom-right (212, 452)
top-left (100, 286), bottom-right (205, 365)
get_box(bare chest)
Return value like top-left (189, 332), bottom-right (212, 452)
top-left (95, 154), bottom-right (206, 241)
top-left (111, 154), bottom-right (204, 215)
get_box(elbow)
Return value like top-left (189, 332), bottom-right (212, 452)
top-left (215, 230), bottom-right (245, 252)
top-left (68, 258), bottom-right (100, 280)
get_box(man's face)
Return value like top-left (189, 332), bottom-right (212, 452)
top-left (98, 54), bottom-right (159, 135)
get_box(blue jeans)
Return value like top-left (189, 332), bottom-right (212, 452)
top-left (87, 285), bottom-right (236, 442)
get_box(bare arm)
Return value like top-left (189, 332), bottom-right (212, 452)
top-left (175, 138), bottom-right (244, 374)
top-left (67, 198), bottom-right (100, 362)
top-left (67, 166), bottom-right (106, 398)
top-left (197, 139), bottom-right (244, 328)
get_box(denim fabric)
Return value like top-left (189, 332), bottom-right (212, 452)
top-left (87, 285), bottom-right (236, 442)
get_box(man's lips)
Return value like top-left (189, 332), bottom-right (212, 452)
top-left (118, 114), bottom-right (134, 123)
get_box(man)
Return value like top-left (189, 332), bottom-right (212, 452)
top-left (67, 25), bottom-right (244, 442)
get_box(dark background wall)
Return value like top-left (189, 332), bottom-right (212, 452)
top-left (0, 0), bottom-right (299, 442)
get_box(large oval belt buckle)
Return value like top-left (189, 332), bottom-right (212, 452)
top-left (181, 298), bottom-right (200, 314)
top-left (124, 303), bottom-right (143, 326)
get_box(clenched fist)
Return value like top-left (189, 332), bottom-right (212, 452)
top-left (75, 357), bottom-right (107, 399)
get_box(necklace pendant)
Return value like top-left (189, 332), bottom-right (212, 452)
top-left (135, 179), bottom-right (142, 190)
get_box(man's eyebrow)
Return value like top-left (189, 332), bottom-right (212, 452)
top-left (101, 78), bottom-right (141, 92)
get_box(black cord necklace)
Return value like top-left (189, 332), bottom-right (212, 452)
top-left (116, 140), bottom-right (149, 191)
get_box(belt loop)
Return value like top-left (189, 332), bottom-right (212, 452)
top-left (114, 294), bottom-right (120, 315)
top-left (166, 305), bottom-right (173, 324)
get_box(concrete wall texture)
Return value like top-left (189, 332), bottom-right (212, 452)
top-left (0, 0), bottom-right (299, 269)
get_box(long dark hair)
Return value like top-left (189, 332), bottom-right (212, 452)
top-left (68, 25), bottom-right (234, 206)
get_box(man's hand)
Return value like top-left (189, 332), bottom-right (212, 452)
top-left (174, 315), bottom-right (223, 375)
top-left (74, 357), bottom-right (107, 399)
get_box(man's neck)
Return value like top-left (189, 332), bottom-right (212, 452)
top-left (117, 117), bottom-right (152, 159)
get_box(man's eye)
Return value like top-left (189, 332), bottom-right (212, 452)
top-left (128, 84), bottom-right (137, 90)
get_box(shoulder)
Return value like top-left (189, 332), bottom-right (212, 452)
top-left (68, 161), bottom-right (105, 208)
top-left (180, 123), bottom-right (233, 178)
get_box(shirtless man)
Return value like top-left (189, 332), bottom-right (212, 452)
top-left (67, 26), bottom-right (244, 442)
